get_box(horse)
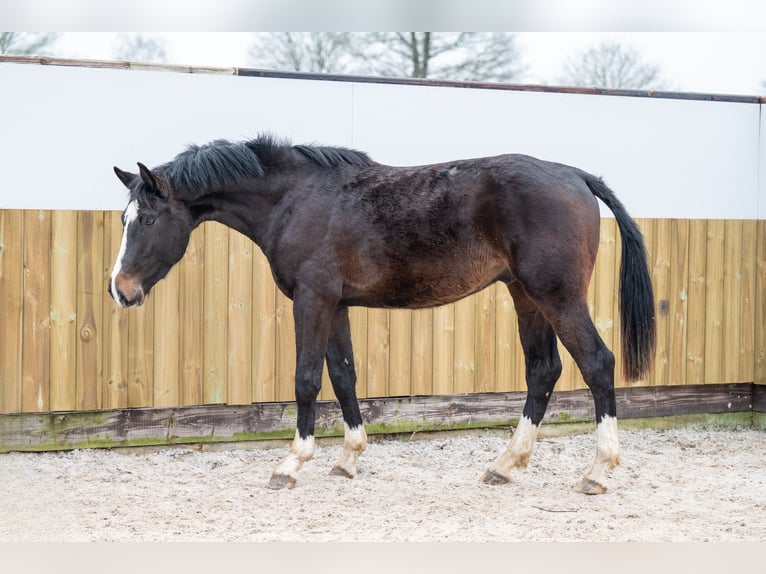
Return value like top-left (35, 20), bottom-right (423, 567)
top-left (108, 135), bottom-right (655, 494)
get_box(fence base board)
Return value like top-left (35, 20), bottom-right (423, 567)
top-left (0, 383), bottom-right (762, 453)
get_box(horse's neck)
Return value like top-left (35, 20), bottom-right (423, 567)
top-left (189, 178), bottom-right (283, 245)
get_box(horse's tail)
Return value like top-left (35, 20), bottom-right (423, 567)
top-left (581, 172), bottom-right (656, 381)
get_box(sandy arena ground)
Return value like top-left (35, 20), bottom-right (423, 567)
top-left (1, 426), bottom-right (764, 542)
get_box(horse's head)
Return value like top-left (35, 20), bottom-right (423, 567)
top-left (108, 163), bottom-right (193, 307)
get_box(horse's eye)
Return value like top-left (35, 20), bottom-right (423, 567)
top-left (144, 217), bottom-right (156, 227)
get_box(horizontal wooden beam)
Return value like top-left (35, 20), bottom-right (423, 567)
top-left (0, 384), bottom-right (761, 453)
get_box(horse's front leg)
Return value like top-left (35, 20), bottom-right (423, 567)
top-left (268, 288), bottom-right (337, 490)
top-left (325, 307), bottom-right (367, 479)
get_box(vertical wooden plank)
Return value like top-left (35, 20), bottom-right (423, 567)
top-left (410, 308), bottom-right (433, 396)
top-left (453, 296), bottom-right (475, 394)
top-left (366, 308), bottom-right (389, 398)
top-left (495, 282), bottom-right (517, 392)
top-left (703, 220), bottom-right (725, 384)
top-left (275, 290), bottom-right (295, 402)
top-left (686, 220), bottom-right (707, 385)
top-left (348, 307), bottom-right (368, 398)
top-left (388, 309), bottom-right (412, 397)
top-left (252, 249), bottom-right (276, 403)
top-left (227, 229), bottom-right (253, 405)
top-left (722, 220), bottom-right (743, 383)
top-left (152, 265), bottom-right (181, 408)
top-left (651, 219), bottom-right (672, 387)
top-left (474, 286), bottom-right (496, 393)
top-left (594, 218), bottom-right (617, 388)
top-left (203, 222), bottom-right (229, 404)
top-left (738, 220), bottom-right (756, 383)
top-left (101, 211), bottom-right (128, 409)
top-left (127, 297), bottom-right (154, 408)
top-left (49, 211), bottom-right (78, 411)
top-left (76, 211), bottom-right (104, 410)
top-left (432, 304), bottom-right (454, 395)
top-left (0, 210), bottom-right (24, 414)
top-left (556, 337), bottom-right (576, 392)
top-left (668, 219), bottom-right (689, 386)
top-left (179, 225), bottom-right (205, 406)
top-left (21, 210), bottom-right (51, 413)
top-left (755, 220), bottom-right (766, 385)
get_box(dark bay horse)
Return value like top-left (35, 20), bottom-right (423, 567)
top-left (109, 135), bottom-right (655, 494)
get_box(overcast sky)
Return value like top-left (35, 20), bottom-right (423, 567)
top-left (52, 32), bottom-right (766, 96)
top-left (4, 1), bottom-right (766, 96)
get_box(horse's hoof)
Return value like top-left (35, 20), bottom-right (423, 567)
top-left (481, 469), bottom-right (510, 486)
top-left (577, 478), bottom-right (607, 495)
top-left (329, 465), bottom-right (354, 479)
top-left (267, 473), bottom-right (296, 490)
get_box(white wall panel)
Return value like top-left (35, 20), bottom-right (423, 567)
top-left (0, 61), bottom-right (762, 219)
top-left (351, 83), bottom-right (761, 219)
top-left (0, 64), bottom-right (354, 210)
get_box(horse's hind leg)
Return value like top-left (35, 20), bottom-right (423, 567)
top-left (325, 307), bottom-right (367, 479)
top-left (482, 283), bottom-right (562, 485)
top-left (547, 301), bottom-right (619, 495)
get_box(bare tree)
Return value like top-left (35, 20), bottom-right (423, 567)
top-left (560, 41), bottom-right (664, 90)
top-left (249, 33), bottom-right (355, 74)
top-left (113, 33), bottom-right (167, 64)
top-left (249, 32), bottom-right (524, 82)
top-left (0, 32), bottom-right (58, 55)
top-left (351, 32), bottom-right (523, 82)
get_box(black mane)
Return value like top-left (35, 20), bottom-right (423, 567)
top-left (129, 135), bottom-right (374, 202)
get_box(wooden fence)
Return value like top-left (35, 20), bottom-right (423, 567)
top-left (1, 209), bottom-right (764, 415)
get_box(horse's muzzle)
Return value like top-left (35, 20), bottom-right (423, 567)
top-left (108, 273), bottom-right (145, 308)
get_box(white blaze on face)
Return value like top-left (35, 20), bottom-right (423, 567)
top-left (110, 200), bottom-right (139, 307)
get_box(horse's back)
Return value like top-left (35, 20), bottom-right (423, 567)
top-left (328, 154), bottom-right (599, 308)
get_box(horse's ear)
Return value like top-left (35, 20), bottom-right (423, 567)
top-left (137, 162), bottom-right (170, 200)
top-left (113, 166), bottom-right (136, 189)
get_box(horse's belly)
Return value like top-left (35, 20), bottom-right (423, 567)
top-left (342, 255), bottom-right (509, 309)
